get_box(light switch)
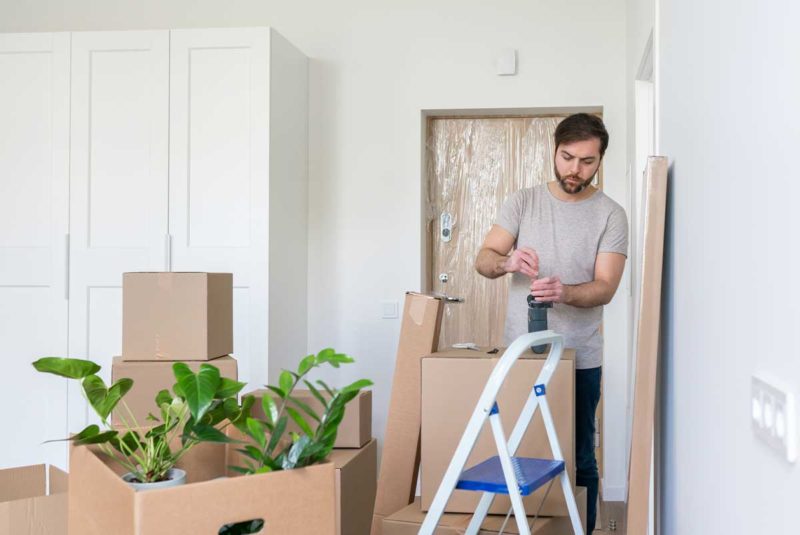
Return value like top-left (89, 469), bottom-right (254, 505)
top-left (382, 300), bottom-right (399, 319)
top-left (496, 48), bottom-right (517, 76)
top-left (752, 375), bottom-right (797, 463)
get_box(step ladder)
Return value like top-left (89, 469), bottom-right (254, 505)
top-left (418, 330), bottom-right (584, 535)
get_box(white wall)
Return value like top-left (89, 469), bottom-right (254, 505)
top-left (658, 1), bottom-right (800, 533)
top-left (0, 0), bottom-right (630, 493)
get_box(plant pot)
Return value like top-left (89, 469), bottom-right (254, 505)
top-left (122, 468), bottom-right (187, 492)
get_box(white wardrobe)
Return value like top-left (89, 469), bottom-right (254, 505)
top-left (0, 27), bottom-right (309, 469)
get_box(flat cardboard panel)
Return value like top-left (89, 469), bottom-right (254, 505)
top-left (330, 439), bottom-right (378, 535)
top-left (421, 349), bottom-right (575, 516)
top-left (626, 156), bottom-right (668, 533)
top-left (248, 388), bottom-right (372, 448)
top-left (122, 272), bottom-right (233, 361)
top-left (0, 465), bottom-right (68, 535)
top-left (111, 355), bottom-right (238, 426)
top-left (69, 443), bottom-right (336, 534)
top-left (381, 489), bottom-right (585, 535)
top-left (371, 292), bottom-right (444, 535)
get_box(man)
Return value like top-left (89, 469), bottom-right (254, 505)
top-left (475, 113), bottom-right (628, 534)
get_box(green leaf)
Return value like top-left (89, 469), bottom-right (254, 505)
top-left (340, 379), bottom-right (373, 394)
top-left (315, 348), bottom-right (335, 364)
top-left (216, 377), bottom-right (247, 399)
top-left (246, 417), bottom-right (267, 449)
top-left (283, 435), bottom-right (311, 469)
top-left (255, 466), bottom-right (272, 474)
top-left (44, 424), bottom-right (100, 445)
top-left (266, 415), bottom-right (287, 455)
top-left (286, 406), bottom-right (314, 437)
top-left (297, 354), bottom-right (316, 376)
top-left (112, 430), bottom-right (141, 454)
top-left (261, 394), bottom-right (278, 425)
top-left (187, 424), bottom-right (233, 443)
top-left (173, 363), bottom-right (220, 422)
top-left (303, 380), bottom-right (329, 409)
top-left (228, 465), bottom-right (252, 475)
top-left (32, 357), bottom-right (101, 379)
top-left (231, 396), bottom-right (255, 432)
top-left (279, 371), bottom-right (294, 396)
top-left (330, 352), bottom-right (354, 365)
top-left (82, 375), bottom-right (133, 421)
top-left (287, 396), bottom-right (320, 423)
top-left (76, 430), bottom-right (119, 445)
top-left (242, 445), bottom-right (264, 462)
top-left (155, 389), bottom-right (173, 408)
top-left (265, 385), bottom-right (287, 400)
top-left (316, 379), bottom-right (336, 398)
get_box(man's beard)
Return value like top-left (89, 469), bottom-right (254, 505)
top-left (554, 165), bottom-right (596, 194)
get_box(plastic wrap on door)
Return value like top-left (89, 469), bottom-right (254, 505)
top-left (426, 116), bottom-right (563, 349)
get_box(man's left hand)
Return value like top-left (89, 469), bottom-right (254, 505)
top-left (530, 276), bottom-right (566, 303)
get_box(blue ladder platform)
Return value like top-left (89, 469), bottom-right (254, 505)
top-left (455, 456), bottom-right (565, 496)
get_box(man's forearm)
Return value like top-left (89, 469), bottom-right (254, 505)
top-left (475, 248), bottom-right (508, 279)
top-left (563, 280), bottom-right (616, 308)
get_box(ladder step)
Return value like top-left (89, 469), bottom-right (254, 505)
top-left (456, 456), bottom-right (564, 496)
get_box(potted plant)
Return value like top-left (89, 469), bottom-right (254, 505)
top-left (220, 348), bottom-right (372, 535)
top-left (33, 357), bottom-right (246, 491)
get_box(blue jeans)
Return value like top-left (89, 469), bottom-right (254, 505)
top-left (575, 366), bottom-right (602, 534)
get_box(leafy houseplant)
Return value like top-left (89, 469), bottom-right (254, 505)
top-left (33, 357), bottom-right (247, 487)
top-left (230, 348), bottom-right (373, 475)
top-left (219, 348), bottom-right (372, 535)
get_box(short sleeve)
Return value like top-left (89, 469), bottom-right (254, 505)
top-left (495, 190), bottom-right (524, 238)
top-left (599, 205), bottom-right (629, 256)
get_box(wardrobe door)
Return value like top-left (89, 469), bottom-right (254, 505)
top-left (0, 33), bottom-right (70, 468)
top-left (68, 31), bottom-right (169, 430)
top-left (168, 28), bottom-right (270, 387)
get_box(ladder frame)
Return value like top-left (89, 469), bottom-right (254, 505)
top-left (418, 330), bottom-right (584, 535)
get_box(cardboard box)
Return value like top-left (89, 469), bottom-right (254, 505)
top-left (122, 272), bottom-right (233, 361)
top-left (0, 464), bottom-right (68, 535)
top-left (372, 292), bottom-right (444, 535)
top-left (111, 355), bottom-right (238, 426)
top-left (69, 443), bottom-right (336, 534)
top-left (248, 388), bottom-right (372, 448)
top-left (421, 348), bottom-right (575, 516)
top-left (382, 488), bottom-right (585, 535)
top-left (330, 439), bottom-right (378, 535)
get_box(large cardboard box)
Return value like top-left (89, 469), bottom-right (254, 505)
top-left (122, 272), bottom-right (233, 361)
top-left (372, 292), bottom-right (444, 535)
top-left (0, 464), bottom-right (68, 535)
top-left (382, 488), bottom-right (585, 535)
top-left (111, 355), bottom-right (238, 426)
top-left (248, 388), bottom-right (372, 448)
top-left (421, 348), bottom-right (575, 517)
top-left (69, 443), bottom-right (336, 534)
top-left (330, 439), bottom-right (378, 535)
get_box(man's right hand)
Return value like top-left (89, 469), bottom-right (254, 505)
top-left (503, 247), bottom-right (539, 279)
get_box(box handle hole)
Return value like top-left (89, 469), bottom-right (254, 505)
top-left (218, 519), bottom-right (265, 534)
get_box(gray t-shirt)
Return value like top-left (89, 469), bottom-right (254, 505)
top-left (496, 183), bottom-right (628, 369)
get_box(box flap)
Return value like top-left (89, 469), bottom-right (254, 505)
top-left (48, 466), bottom-right (68, 495)
top-left (0, 465), bottom-right (45, 502)
top-left (423, 347), bottom-right (575, 361)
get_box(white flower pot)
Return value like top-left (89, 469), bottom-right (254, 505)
top-left (122, 468), bottom-right (187, 491)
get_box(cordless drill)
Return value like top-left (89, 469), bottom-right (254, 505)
top-left (527, 294), bottom-right (552, 354)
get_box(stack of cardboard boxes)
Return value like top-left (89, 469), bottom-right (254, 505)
top-left (375, 292), bottom-right (587, 535)
top-left (111, 272), bottom-right (238, 426)
top-left (67, 271), bottom-right (377, 535)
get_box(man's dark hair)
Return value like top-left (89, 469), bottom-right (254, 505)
top-left (554, 113), bottom-right (609, 156)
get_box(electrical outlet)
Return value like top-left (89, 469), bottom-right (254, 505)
top-left (752, 375), bottom-right (797, 463)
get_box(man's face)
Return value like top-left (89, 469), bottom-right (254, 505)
top-left (553, 138), bottom-right (603, 194)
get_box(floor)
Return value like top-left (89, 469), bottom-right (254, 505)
top-left (595, 500), bottom-right (626, 534)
